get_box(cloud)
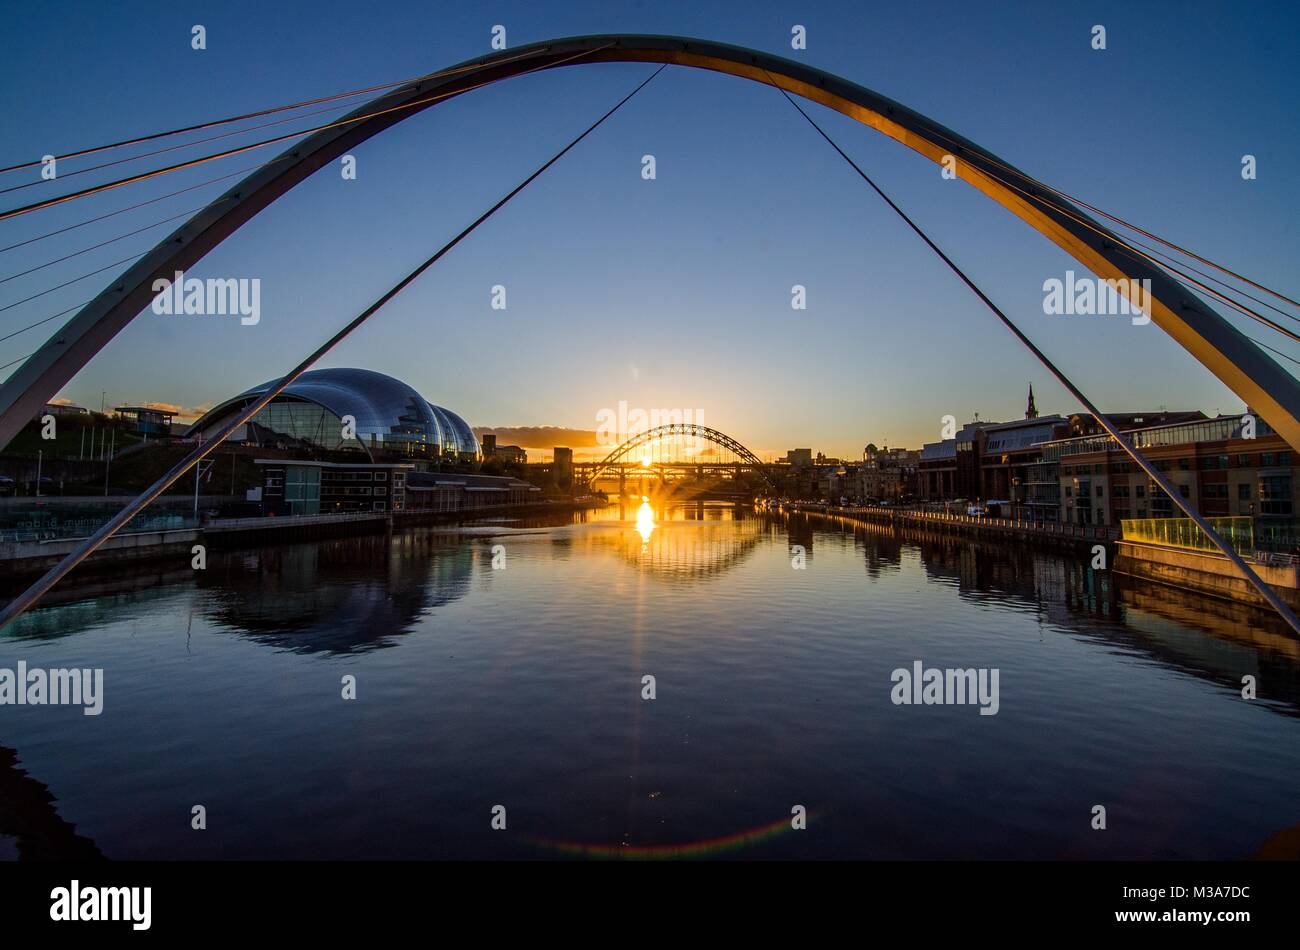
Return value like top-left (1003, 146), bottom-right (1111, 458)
top-left (472, 425), bottom-right (601, 449)
top-left (132, 401), bottom-right (213, 421)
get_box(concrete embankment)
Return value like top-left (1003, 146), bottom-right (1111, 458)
top-left (785, 503), bottom-right (1300, 615)
top-left (784, 503), bottom-right (1116, 553)
top-left (0, 501), bottom-right (599, 578)
top-left (0, 527), bottom-right (201, 576)
top-left (1114, 540), bottom-right (1300, 611)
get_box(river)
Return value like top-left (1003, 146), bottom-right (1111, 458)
top-left (2, 501), bottom-right (1297, 859)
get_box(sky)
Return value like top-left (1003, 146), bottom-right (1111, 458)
top-left (1, 0), bottom-right (1297, 460)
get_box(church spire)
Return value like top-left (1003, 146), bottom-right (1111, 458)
top-left (1025, 383), bottom-right (1038, 419)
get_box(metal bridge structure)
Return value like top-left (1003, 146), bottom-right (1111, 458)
top-left (1, 34), bottom-right (1298, 452)
top-left (575, 422), bottom-right (776, 492)
top-left (3, 33), bottom-right (1300, 633)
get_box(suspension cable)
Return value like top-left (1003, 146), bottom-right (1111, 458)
top-left (767, 76), bottom-right (1300, 636)
top-left (952, 152), bottom-right (1300, 342)
top-left (0, 161), bottom-right (267, 255)
top-left (0, 64), bottom-right (665, 630)
top-left (0, 204), bottom-right (207, 284)
top-left (919, 124), bottom-right (1300, 311)
top-left (0, 45), bottom-right (611, 223)
top-left (0, 48), bottom-right (547, 176)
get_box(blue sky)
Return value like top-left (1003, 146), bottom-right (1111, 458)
top-left (1, 0), bottom-right (1297, 458)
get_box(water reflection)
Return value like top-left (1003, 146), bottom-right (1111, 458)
top-left (635, 498), bottom-right (655, 546)
top-left (199, 533), bottom-right (473, 654)
top-left (597, 502), bottom-right (766, 583)
top-left (779, 509), bottom-right (1300, 717)
top-left (2, 502), bottom-right (1299, 861)
top-left (0, 746), bottom-right (103, 861)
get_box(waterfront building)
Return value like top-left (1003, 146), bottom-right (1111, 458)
top-left (404, 471), bottom-right (539, 511)
top-left (979, 415), bottom-right (1068, 518)
top-left (115, 405), bottom-right (177, 436)
top-left (918, 422), bottom-right (985, 501)
top-left (859, 447), bottom-right (920, 502)
top-left (481, 434), bottom-right (527, 464)
top-left (40, 403), bottom-right (89, 418)
top-left (1038, 414), bottom-right (1298, 531)
top-left (552, 447), bottom-right (574, 490)
top-left (257, 459), bottom-right (414, 515)
top-left (188, 368), bottom-right (480, 461)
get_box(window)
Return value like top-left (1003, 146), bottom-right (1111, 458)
top-left (375, 472), bottom-right (387, 481)
top-left (1239, 483), bottom-right (1252, 501)
top-left (1178, 484), bottom-right (1190, 498)
top-left (1260, 475), bottom-right (1293, 516)
top-left (1238, 454), bottom-right (1251, 467)
top-left (1262, 453), bottom-right (1275, 466)
top-left (373, 502), bottom-right (387, 512)
top-left (1281, 452), bottom-right (1292, 466)
top-left (1136, 485), bottom-right (1146, 498)
top-left (1178, 458), bottom-right (1190, 471)
top-left (1096, 485), bottom-right (1104, 497)
top-left (283, 466), bottom-right (321, 515)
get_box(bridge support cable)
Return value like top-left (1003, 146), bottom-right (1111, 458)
top-left (0, 64), bottom-right (666, 630)
top-left (0, 46), bottom-right (614, 224)
top-left (767, 78), bottom-right (1300, 636)
top-left (0, 47), bottom-right (555, 178)
top-left (907, 124), bottom-right (1300, 315)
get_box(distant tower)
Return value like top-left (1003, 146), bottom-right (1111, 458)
top-left (1025, 383), bottom-right (1038, 419)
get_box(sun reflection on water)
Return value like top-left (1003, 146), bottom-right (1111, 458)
top-left (635, 497), bottom-right (656, 546)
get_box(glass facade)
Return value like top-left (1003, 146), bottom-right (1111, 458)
top-left (189, 368), bottom-right (480, 459)
top-left (1121, 516), bottom-right (1255, 554)
top-left (283, 465), bottom-right (321, 515)
top-left (1042, 416), bottom-right (1275, 462)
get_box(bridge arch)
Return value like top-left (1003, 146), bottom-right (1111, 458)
top-left (1, 34), bottom-right (1296, 449)
top-left (582, 422), bottom-right (773, 487)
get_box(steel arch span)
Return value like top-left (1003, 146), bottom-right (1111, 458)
top-left (2, 34), bottom-right (1297, 450)
top-left (582, 423), bottom-right (773, 487)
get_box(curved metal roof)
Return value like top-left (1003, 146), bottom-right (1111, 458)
top-left (188, 368), bottom-right (479, 456)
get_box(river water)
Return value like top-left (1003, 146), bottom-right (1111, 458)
top-left (2, 501), bottom-right (1298, 860)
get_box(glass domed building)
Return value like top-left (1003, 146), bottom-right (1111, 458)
top-left (187, 368), bottom-right (479, 460)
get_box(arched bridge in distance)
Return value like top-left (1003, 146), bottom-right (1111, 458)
top-left (576, 423), bottom-right (779, 494)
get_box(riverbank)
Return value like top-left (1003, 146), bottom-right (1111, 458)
top-left (774, 501), bottom-right (1116, 551)
top-left (781, 501), bottom-right (1300, 619)
top-left (0, 499), bottom-right (605, 578)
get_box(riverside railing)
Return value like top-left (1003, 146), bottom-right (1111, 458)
top-left (1120, 516), bottom-right (1255, 556)
top-left (781, 503), bottom-right (1119, 541)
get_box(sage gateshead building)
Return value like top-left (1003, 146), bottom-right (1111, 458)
top-left (186, 368), bottom-right (480, 461)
